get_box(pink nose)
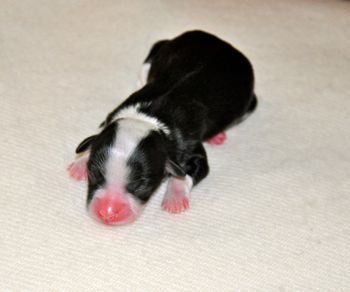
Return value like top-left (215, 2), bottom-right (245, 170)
top-left (90, 194), bottom-right (134, 225)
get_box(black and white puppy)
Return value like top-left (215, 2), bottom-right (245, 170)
top-left (68, 30), bottom-right (257, 225)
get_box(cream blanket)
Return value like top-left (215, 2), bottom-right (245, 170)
top-left (1, 0), bottom-right (349, 290)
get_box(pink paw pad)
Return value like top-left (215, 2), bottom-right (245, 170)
top-left (67, 157), bottom-right (88, 181)
top-left (206, 132), bottom-right (226, 145)
top-left (162, 194), bottom-right (189, 214)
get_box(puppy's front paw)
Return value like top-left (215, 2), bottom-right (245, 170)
top-left (162, 193), bottom-right (189, 214)
top-left (67, 156), bottom-right (88, 181)
top-left (161, 176), bottom-right (193, 214)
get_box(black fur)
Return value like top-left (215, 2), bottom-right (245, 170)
top-left (86, 122), bottom-right (118, 203)
top-left (126, 131), bottom-right (167, 202)
top-left (79, 30), bottom-right (257, 204)
top-left (107, 32), bottom-right (255, 175)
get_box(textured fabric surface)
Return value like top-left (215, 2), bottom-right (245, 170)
top-left (1, 0), bottom-right (350, 291)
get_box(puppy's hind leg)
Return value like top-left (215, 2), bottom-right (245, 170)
top-left (206, 94), bottom-right (258, 145)
top-left (206, 132), bottom-right (226, 145)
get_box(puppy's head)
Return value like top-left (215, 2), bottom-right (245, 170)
top-left (76, 118), bottom-right (184, 225)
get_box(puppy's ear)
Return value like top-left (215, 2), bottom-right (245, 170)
top-left (166, 159), bottom-right (186, 177)
top-left (75, 135), bottom-right (97, 154)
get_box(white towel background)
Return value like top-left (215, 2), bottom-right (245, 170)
top-left (1, 0), bottom-right (349, 291)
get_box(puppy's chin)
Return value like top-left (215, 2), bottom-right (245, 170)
top-left (88, 190), bottom-right (142, 225)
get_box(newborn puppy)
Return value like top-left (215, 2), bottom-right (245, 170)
top-left (68, 30), bottom-right (257, 225)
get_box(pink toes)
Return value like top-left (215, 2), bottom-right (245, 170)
top-left (206, 132), bottom-right (226, 145)
top-left (67, 157), bottom-right (88, 181)
top-left (162, 176), bottom-right (192, 214)
top-left (162, 194), bottom-right (189, 214)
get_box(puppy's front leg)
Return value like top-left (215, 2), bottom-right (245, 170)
top-left (162, 143), bottom-right (209, 213)
top-left (161, 175), bottom-right (193, 213)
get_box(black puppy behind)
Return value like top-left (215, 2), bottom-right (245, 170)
top-left (68, 30), bottom-right (257, 225)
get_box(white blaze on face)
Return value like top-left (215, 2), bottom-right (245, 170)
top-left (104, 117), bottom-right (155, 191)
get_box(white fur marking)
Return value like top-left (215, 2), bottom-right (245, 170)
top-left (112, 104), bottom-right (170, 135)
top-left (105, 118), bottom-right (154, 188)
top-left (164, 175), bottom-right (193, 199)
top-left (137, 62), bottom-right (151, 89)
